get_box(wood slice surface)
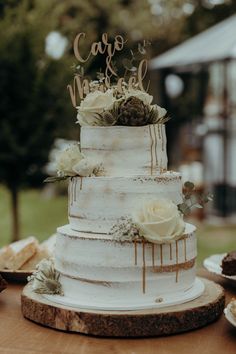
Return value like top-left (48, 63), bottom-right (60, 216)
top-left (21, 277), bottom-right (225, 337)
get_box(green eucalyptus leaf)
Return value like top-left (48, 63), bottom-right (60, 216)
top-left (44, 176), bottom-right (68, 183)
top-left (138, 43), bottom-right (146, 55)
top-left (178, 203), bottom-right (191, 215)
top-left (207, 193), bottom-right (214, 201)
top-left (122, 58), bottom-right (133, 70)
top-left (190, 194), bottom-right (198, 204)
top-left (194, 203), bottom-right (203, 209)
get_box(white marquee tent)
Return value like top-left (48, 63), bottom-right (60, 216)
top-left (150, 14), bottom-right (236, 70)
top-left (150, 15), bottom-right (236, 216)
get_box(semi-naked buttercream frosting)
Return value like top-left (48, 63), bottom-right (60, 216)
top-left (53, 123), bottom-right (201, 309)
top-left (68, 172), bottom-right (182, 234)
top-left (55, 223), bottom-right (197, 307)
top-left (80, 124), bottom-right (167, 176)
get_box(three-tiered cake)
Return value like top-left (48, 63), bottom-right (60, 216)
top-left (54, 121), bottom-right (203, 310)
top-left (23, 35), bottom-right (224, 335)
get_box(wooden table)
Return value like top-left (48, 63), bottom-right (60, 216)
top-left (0, 269), bottom-right (235, 354)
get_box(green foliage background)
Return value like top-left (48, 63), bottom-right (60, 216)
top-left (0, 0), bottom-right (236, 241)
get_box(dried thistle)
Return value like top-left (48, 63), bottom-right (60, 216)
top-left (28, 258), bottom-right (63, 296)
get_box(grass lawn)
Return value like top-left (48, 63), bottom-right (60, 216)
top-left (0, 185), bottom-right (67, 246)
top-left (0, 185), bottom-right (235, 266)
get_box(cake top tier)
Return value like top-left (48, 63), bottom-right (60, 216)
top-left (51, 34), bottom-right (171, 181)
top-left (80, 124), bottom-right (167, 177)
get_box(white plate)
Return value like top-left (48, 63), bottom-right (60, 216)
top-left (203, 254), bottom-right (236, 283)
top-left (224, 302), bottom-right (236, 327)
top-left (43, 277), bottom-right (205, 311)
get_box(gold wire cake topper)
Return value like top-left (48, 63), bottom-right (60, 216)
top-left (67, 32), bottom-right (150, 107)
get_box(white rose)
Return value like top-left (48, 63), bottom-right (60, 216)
top-left (77, 89), bottom-right (116, 126)
top-left (151, 104), bottom-right (167, 119)
top-left (133, 199), bottom-right (185, 244)
top-left (56, 144), bottom-right (84, 177)
top-left (124, 89), bottom-right (153, 105)
top-left (73, 158), bottom-right (97, 177)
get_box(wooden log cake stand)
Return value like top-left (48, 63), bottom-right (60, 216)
top-left (21, 278), bottom-right (225, 337)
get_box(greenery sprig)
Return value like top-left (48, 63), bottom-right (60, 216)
top-left (178, 181), bottom-right (213, 216)
top-left (122, 39), bottom-right (151, 73)
top-left (44, 176), bottom-right (68, 183)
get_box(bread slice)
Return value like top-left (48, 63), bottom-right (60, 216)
top-left (20, 234), bottom-right (56, 270)
top-left (0, 246), bottom-right (14, 269)
top-left (20, 245), bottom-right (49, 270)
top-left (4, 237), bottom-right (38, 270)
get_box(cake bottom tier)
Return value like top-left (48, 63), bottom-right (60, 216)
top-left (55, 223), bottom-right (198, 309)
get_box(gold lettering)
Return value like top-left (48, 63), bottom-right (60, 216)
top-left (114, 35), bottom-right (125, 52)
top-left (69, 32), bottom-right (149, 108)
top-left (73, 33), bottom-right (91, 63)
top-left (105, 56), bottom-right (117, 77)
top-left (137, 59), bottom-right (148, 91)
top-left (128, 75), bottom-right (137, 88)
top-left (67, 75), bottom-right (90, 106)
top-left (117, 77), bottom-right (125, 93)
top-left (91, 41), bottom-right (106, 56)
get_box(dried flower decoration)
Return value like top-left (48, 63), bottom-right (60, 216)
top-left (122, 39), bottom-right (151, 77)
top-left (110, 217), bottom-right (143, 242)
top-left (27, 258), bottom-right (63, 295)
top-left (178, 181), bottom-right (213, 216)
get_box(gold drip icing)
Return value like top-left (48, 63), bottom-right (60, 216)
top-left (70, 178), bottom-right (74, 205)
top-left (184, 238), bottom-right (187, 262)
top-left (151, 258), bottom-right (195, 273)
top-left (142, 240), bottom-right (146, 294)
top-left (157, 123), bottom-right (161, 139)
top-left (160, 244), bottom-right (163, 266)
top-left (59, 271), bottom-right (111, 287)
top-left (151, 243), bottom-right (155, 268)
top-left (153, 124), bottom-right (158, 168)
top-left (169, 243), bottom-right (173, 260)
top-left (161, 125), bottom-right (164, 152)
top-left (134, 240), bottom-right (137, 266)
top-left (73, 178), bottom-right (77, 202)
top-left (148, 124), bottom-right (154, 175)
top-left (175, 240), bottom-right (179, 282)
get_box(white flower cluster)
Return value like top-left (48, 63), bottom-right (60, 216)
top-left (76, 87), bottom-right (167, 126)
top-left (56, 144), bottom-right (103, 178)
top-left (110, 217), bottom-right (141, 242)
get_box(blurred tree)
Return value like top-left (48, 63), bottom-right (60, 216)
top-left (0, 2), bottom-right (72, 241)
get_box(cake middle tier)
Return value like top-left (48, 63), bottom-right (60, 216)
top-left (68, 172), bottom-right (182, 234)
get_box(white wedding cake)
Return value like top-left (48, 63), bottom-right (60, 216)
top-left (47, 88), bottom-right (205, 309)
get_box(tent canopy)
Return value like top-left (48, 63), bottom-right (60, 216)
top-left (150, 15), bottom-right (236, 70)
